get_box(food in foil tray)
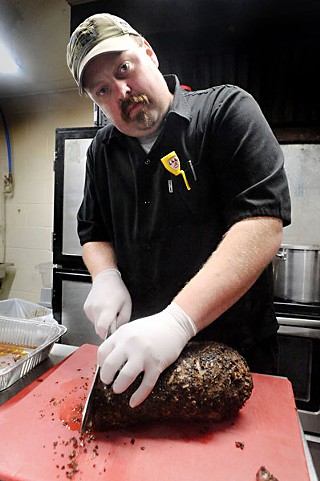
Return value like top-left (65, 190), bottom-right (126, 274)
top-left (0, 317), bottom-right (66, 390)
top-left (0, 342), bottom-right (35, 369)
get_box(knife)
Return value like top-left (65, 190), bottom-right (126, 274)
top-left (81, 364), bottom-right (101, 432)
top-left (81, 326), bottom-right (112, 432)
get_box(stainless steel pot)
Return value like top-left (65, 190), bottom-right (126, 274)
top-left (273, 244), bottom-right (320, 303)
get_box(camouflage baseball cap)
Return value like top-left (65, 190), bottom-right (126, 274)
top-left (67, 13), bottom-right (141, 94)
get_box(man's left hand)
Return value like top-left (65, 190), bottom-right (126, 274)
top-left (97, 302), bottom-right (197, 408)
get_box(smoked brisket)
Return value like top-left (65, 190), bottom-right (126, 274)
top-left (83, 342), bottom-right (253, 431)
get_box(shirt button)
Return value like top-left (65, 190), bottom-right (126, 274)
top-left (145, 158), bottom-right (151, 165)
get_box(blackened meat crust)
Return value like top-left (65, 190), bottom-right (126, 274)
top-left (84, 342), bottom-right (253, 431)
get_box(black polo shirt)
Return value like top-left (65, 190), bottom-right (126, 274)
top-left (78, 75), bottom-right (291, 352)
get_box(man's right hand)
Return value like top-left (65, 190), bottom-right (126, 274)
top-left (84, 269), bottom-right (132, 339)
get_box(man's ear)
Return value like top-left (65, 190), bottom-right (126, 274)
top-left (142, 39), bottom-right (159, 67)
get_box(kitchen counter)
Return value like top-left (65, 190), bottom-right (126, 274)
top-left (0, 343), bottom-right (318, 481)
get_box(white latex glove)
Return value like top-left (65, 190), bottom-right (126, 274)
top-left (84, 269), bottom-right (132, 339)
top-left (97, 302), bottom-right (197, 408)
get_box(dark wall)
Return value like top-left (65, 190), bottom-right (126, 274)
top-left (70, 0), bottom-right (320, 129)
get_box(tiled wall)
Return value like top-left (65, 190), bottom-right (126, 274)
top-left (0, 90), bottom-right (92, 303)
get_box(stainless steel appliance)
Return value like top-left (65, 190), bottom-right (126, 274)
top-left (275, 140), bottom-right (320, 477)
top-left (52, 127), bottom-right (100, 346)
top-left (275, 300), bottom-right (320, 477)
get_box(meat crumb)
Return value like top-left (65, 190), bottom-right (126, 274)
top-left (235, 441), bottom-right (245, 450)
top-left (256, 466), bottom-right (279, 481)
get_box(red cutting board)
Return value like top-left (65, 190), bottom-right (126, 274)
top-left (0, 344), bottom-right (310, 481)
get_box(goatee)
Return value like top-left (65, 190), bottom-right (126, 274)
top-left (121, 94), bottom-right (153, 126)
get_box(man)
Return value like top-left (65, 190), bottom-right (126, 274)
top-left (67, 13), bottom-right (291, 409)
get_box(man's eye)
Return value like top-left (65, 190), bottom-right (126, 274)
top-left (97, 86), bottom-right (108, 96)
top-left (119, 62), bottom-right (130, 74)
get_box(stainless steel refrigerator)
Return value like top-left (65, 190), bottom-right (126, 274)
top-left (53, 127), bottom-right (101, 346)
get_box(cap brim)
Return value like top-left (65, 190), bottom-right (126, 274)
top-left (78, 34), bottom-right (136, 93)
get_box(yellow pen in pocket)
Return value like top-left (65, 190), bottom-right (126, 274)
top-left (160, 151), bottom-right (191, 191)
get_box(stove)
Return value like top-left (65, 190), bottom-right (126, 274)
top-left (274, 298), bottom-right (320, 321)
top-left (274, 297), bottom-right (320, 442)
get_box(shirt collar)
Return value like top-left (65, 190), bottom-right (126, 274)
top-left (165, 74), bottom-right (192, 122)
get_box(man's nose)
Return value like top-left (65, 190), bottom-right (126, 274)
top-left (114, 80), bottom-right (130, 100)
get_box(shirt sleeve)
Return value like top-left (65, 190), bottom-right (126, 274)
top-left (77, 134), bottom-right (114, 245)
top-left (208, 86), bottom-right (291, 229)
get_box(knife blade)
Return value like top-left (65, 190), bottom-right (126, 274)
top-left (81, 325), bottom-right (112, 432)
top-left (81, 364), bottom-right (101, 432)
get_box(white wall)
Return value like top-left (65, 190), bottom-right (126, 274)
top-left (0, 90), bottom-right (92, 302)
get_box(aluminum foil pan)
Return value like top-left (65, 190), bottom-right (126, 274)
top-left (0, 317), bottom-right (67, 391)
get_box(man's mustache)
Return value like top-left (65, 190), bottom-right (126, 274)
top-left (121, 94), bottom-right (150, 119)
